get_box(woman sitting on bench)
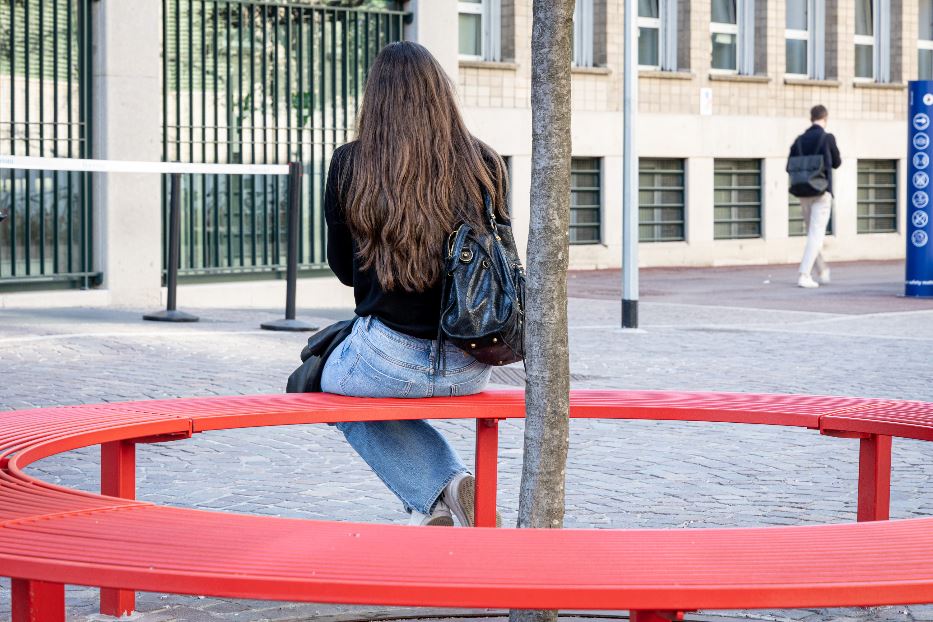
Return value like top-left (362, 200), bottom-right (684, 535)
top-left (321, 41), bottom-right (509, 527)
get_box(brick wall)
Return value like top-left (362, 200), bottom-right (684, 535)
top-left (458, 0), bottom-right (913, 122)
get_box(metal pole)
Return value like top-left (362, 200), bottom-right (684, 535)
top-left (622, 0), bottom-right (639, 328)
top-left (166, 172), bottom-right (181, 311)
top-left (261, 162), bottom-right (316, 331)
top-left (144, 173), bottom-right (198, 322)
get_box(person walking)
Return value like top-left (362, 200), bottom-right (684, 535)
top-left (320, 42), bottom-right (508, 527)
top-left (788, 104), bottom-right (842, 288)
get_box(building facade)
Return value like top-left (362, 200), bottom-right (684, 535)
top-left (452, 0), bottom-right (920, 269)
top-left (0, 0), bottom-right (926, 307)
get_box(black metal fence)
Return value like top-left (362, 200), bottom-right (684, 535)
top-left (0, 0), bottom-right (95, 287)
top-left (162, 0), bottom-right (405, 278)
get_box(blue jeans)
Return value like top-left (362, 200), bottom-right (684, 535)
top-left (321, 316), bottom-right (492, 514)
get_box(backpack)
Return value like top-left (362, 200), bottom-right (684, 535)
top-left (437, 193), bottom-right (525, 368)
top-left (787, 132), bottom-right (829, 197)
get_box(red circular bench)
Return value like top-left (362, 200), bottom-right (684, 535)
top-left (1, 390), bottom-right (932, 622)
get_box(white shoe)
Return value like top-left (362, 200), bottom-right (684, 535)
top-left (818, 268), bottom-right (831, 285)
top-left (409, 500), bottom-right (454, 526)
top-left (797, 274), bottom-right (819, 289)
top-left (442, 473), bottom-right (502, 527)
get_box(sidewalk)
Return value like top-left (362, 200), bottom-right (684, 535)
top-left (0, 261), bottom-right (931, 621)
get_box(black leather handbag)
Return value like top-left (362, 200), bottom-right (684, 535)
top-left (437, 193), bottom-right (525, 368)
top-left (285, 318), bottom-right (356, 393)
top-left (787, 133), bottom-right (828, 198)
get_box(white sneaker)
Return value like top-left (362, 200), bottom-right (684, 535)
top-left (797, 274), bottom-right (819, 289)
top-left (818, 268), bottom-right (831, 285)
top-left (409, 500), bottom-right (454, 526)
top-left (442, 473), bottom-right (502, 527)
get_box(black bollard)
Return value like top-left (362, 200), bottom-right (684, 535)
top-left (144, 173), bottom-right (199, 322)
top-left (261, 162), bottom-right (317, 332)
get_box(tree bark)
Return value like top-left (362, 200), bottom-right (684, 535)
top-left (509, 2), bottom-right (574, 622)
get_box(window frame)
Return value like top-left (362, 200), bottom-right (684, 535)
top-left (639, 158), bottom-right (686, 243)
top-left (785, 0), bottom-right (810, 78)
top-left (713, 159), bottom-right (763, 240)
top-left (457, 0), bottom-right (501, 62)
top-left (920, 0), bottom-right (933, 79)
top-left (854, 0), bottom-right (891, 83)
top-left (857, 159), bottom-right (898, 234)
top-left (710, 6), bottom-right (740, 74)
top-left (638, 0), bottom-right (662, 70)
top-left (573, 0), bottom-right (595, 68)
top-left (570, 157), bottom-right (603, 245)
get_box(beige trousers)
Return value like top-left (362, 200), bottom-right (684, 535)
top-left (798, 192), bottom-right (833, 276)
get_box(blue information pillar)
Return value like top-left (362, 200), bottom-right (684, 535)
top-left (907, 81), bottom-right (933, 297)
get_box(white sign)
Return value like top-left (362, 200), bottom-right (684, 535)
top-left (915, 171), bottom-right (930, 189)
top-left (915, 113), bottom-right (931, 131)
top-left (915, 153), bottom-right (930, 169)
top-left (700, 88), bottom-right (713, 116)
top-left (923, 93), bottom-right (933, 106)
top-left (913, 210), bottom-right (930, 228)
top-left (915, 133), bottom-right (931, 150)
top-left (913, 191), bottom-right (930, 208)
top-left (912, 230), bottom-right (929, 248)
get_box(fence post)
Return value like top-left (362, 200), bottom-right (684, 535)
top-left (262, 162), bottom-right (316, 331)
top-left (144, 172), bottom-right (198, 322)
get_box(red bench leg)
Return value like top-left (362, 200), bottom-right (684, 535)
top-left (100, 440), bottom-right (136, 617)
top-left (12, 579), bottom-right (64, 622)
top-left (857, 434), bottom-right (891, 522)
top-left (474, 418), bottom-right (499, 527)
top-left (630, 611), bottom-right (684, 622)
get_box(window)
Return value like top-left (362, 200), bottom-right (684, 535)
top-left (711, 0), bottom-right (755, 74)
top-left (711, 0), bottom-right (738, 71)
top-left (789, 194), bottom-right (833, 236)
top-left (638, 0), bottom-right (680, 71)
top-left (458, 0), bottom-right (501, 61)
top-left (573, 0), bottom-right (594, 67)
top-left (638, 0), bottom-right (661, 68)
top-left (855, 0), bottom-right (891, 82)
top-left (570, 158), bottom-right (601, 244)
top-left (786, 0), bottom-right (826, 79)
top-left (857, 160), bottom-right (898, 233)
top-left (921, 0), bottom-right (933, 79)
top-left (639, 159), bottom-right (685, 242)
top-left (714, 159), bottom-right (761, 239)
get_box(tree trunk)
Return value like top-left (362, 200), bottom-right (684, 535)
top-left (509, 2), bottom-right (574, 622)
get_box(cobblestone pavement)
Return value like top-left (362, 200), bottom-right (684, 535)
top-left (1, 262), bottom-right (932, 622)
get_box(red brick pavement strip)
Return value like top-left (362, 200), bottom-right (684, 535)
top-left (568, 260), bottom-right (933, 316)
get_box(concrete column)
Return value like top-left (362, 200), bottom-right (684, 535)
top-left (404, 0), bottom-right (459, 81)
top-left (762, 157), bottom-right (789, 241)
top-left (92, 0), bottom-right (162, 307)
top-left (509, 154), bottom-right (532, 261)
top-left (687, 157), bottom-right (714, 244)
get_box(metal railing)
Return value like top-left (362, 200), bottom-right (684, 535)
top-left (162, 0), bottom-right (405, 279)
top-left (0, 0), bottom-right (95, 287)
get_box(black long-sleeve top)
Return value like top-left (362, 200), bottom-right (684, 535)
top-left (324, 143), bottom-right (445, 339)
top-left (789, 124), bottom-right (843, 196)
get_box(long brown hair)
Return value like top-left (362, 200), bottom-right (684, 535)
top-left (340, 41), bottom-right (508, 293)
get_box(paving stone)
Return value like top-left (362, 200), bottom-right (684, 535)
top-left (0, 265), bottom-right (931, 621)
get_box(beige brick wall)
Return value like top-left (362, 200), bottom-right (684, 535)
top-left (458, 0), bottom-right (916, 122)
